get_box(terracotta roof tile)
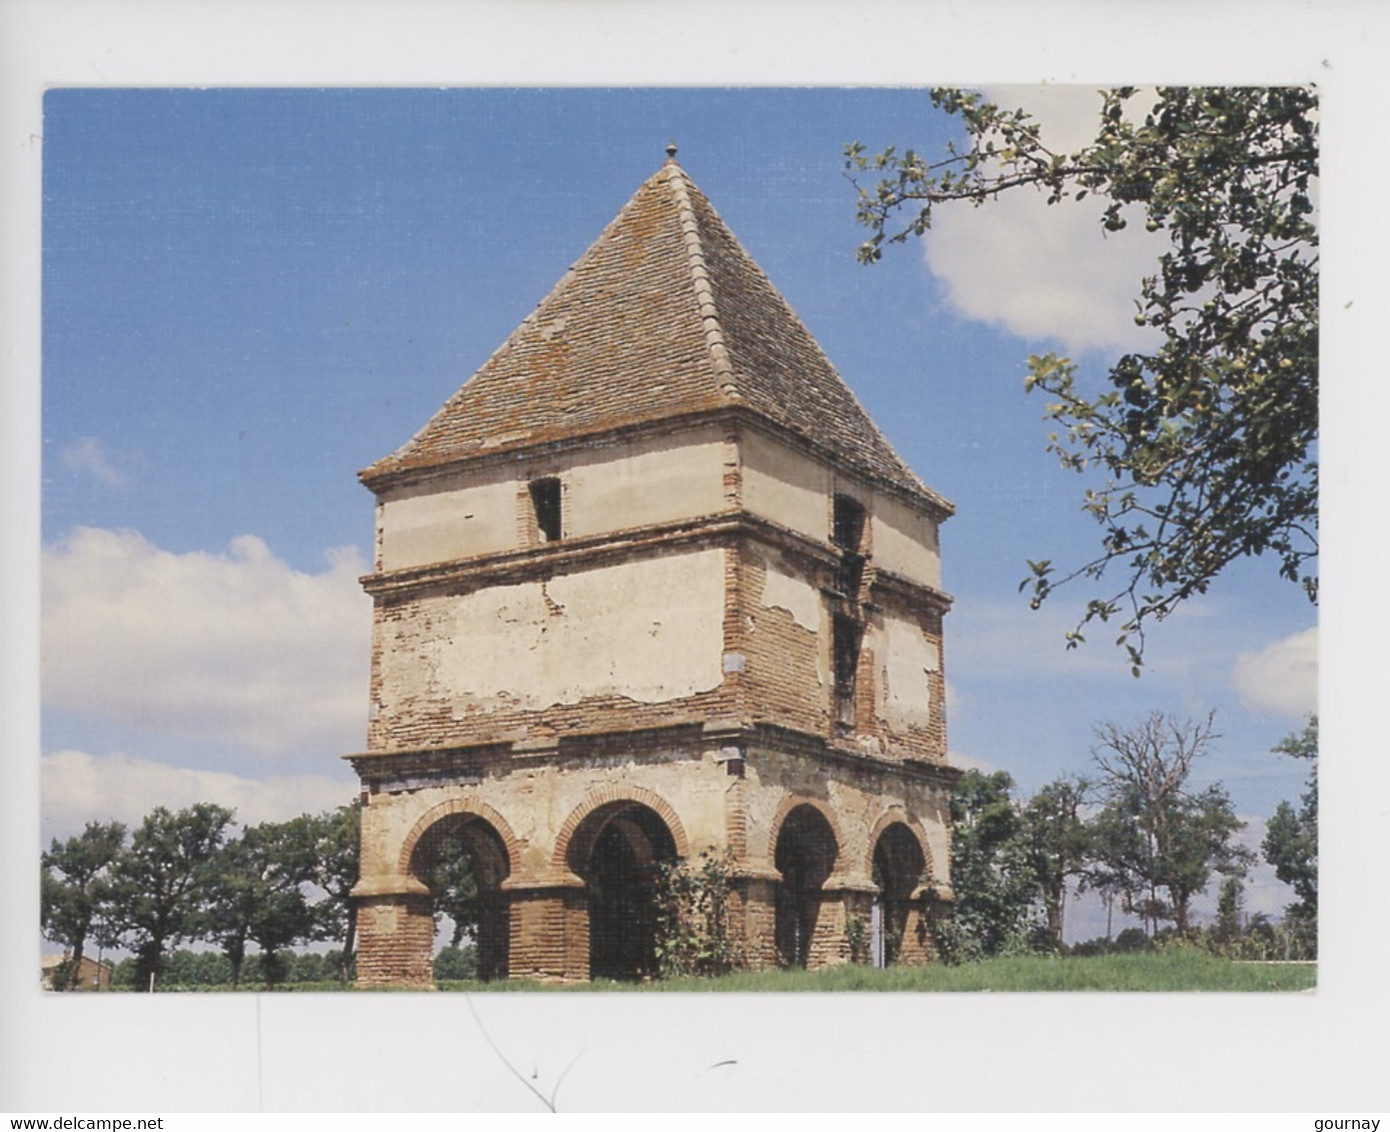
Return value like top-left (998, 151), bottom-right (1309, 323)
top-left (364, 161), bottom-right (947, 511)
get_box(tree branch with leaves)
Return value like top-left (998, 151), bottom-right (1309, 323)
top-left (1021, 776), bottom-right (1091, 949)
top-left (1263, 715), bottom-right (1317, 944)
top-left (108, 803), bottom-right (234, 991)
top-left (847, 87), bottom-right (1317, 670)
top-left (40, 821), bottom-right (126, 991)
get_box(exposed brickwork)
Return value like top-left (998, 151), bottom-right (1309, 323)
top-left (723, 767), bottom-right (749, 860)
top-left (854, 641), bottom-right (879, 741)
top-left (927, 610), bottom-right (949, 762)
top-left (738, 877), bottom-right (781, 969)
top-left (806, 890), bottom-right (850, 969)
top-left (397, 797), bottom-right (523, 878)
top-left (865, 808), bottom-right (936, 882)
top-left (508, 886), bottom-right (589, 982)
top-left (356, 894), bottom-right (434, 988)
top-left (895, 901), bottom-right (934, 967)
top-left (720, 544), bottom-right (749, 712)
top-left (550, 785), bottom-right (692, 870)
top-left (372, 680), bottom-right (740, 758)
top-left (743, 596), bottom-right (826, 738)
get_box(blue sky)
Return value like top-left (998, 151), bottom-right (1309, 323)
top-left (38, 86), bottom-right (1320, 938)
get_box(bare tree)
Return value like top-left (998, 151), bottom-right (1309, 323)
top-left (1087, 712), bottom-right (1251, 934)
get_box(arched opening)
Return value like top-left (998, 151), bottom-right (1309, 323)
top-left (567, 802), bottom-right (678, 981)
top-left (871, 822), bottom-right (926, 967)
top-left (408, 815), bottom-right (511, 981)
top-left (773, 804), bottom-right (838, 968)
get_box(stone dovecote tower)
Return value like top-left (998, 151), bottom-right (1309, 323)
top-left (348, 152), bottom-right (959, 985)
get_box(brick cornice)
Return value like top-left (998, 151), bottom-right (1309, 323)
top-left (747, 722), bottom-right (962, 788)
top-left (347, 716), bottom-right (963, 790)
top-left (361, 405), bottom-right (953, 522)
top-left (361, 507), bottom-right (953, 614)
top-left (346, 720), bottom-right (709, 781)
top-left (396, 796), bottom-right (524, 879)
top-left (867, 564), bottom-right (955, 613)
top-left (550, 785), bottom-right (693, 870)
top-left (362, 410), bottom-right (723, 495)
top-left (362, 511), bottom-right (741, 598)
top-left (347, 741), bottom-right (514, 782)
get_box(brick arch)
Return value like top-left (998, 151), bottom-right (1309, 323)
top-left (764, 794), bottom-right (844, 866)
top-left (398, 797), bottom-right (524, 879)
top-left (551, 785), bottom-right (690, 870)
top-left (865, 807), bottom-right (934, 882)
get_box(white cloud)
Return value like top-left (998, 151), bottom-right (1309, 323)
top-left (41, 749), bottom-right (357, 843)
top-left (1231, 627), bottom-right (1318, 720)
top-left (923, 85), bottom-right (1169, 355)
top-left (946, 748), bottom-right (1003, 776)
top-left (59, 437), bottom-right (141, 489)
top-left (42, 528), bottom-right (371, 757)
top-left (946, 595), bottom-right (1126, 679)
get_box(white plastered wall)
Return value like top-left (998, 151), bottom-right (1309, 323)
top-left (563, 427), bottom-right (727, 538)
top-left (759, 558), bottom-right (822, 633)
top-left (741, 429), bottom-right (831, 541)
top-left (377, 425), bottom-right (730, 572)
top-left (377, 548), bottom-right (727, 716)
top-left (378, 472), bottom-right (518, 571)
top-left (872, 492), bottom-right (942, 590)
top-left (875, 612), bottom-right (939, 729)
top-left (742, 430), bottom-right (941, 589)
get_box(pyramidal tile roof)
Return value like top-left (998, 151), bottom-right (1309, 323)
top-left (364, 158), bottom-right (948, 512)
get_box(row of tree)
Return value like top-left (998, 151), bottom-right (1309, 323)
top-left (40, 801), bottom-right (361, 991)
top-left (43, 713), bottom-right (1318, 985)
top-left (941, 713), bottom-right (1317, 961)
top-left (114, 942), bottom-right (478, 987)
top-left (102, 946), bottom-right (359, 989)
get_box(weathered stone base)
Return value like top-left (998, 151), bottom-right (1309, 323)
top-left (355, 891), bottom-right (435, 988)
top-left (351, 726), bottom-right (955, 986)
top-left (506, 883), bottom-right (589, 982)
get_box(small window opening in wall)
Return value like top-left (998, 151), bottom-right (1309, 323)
top-left (833, 614), bottom-right (862, 734)
top-left (530, 477), bottom-right (562, 543)
top-left (832, 493), bottom-right (866, 553)
top-left (832, 494), bottom-right (866, 596)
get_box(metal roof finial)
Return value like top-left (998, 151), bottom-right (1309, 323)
top-left (665, 141), bottom-right (678, 163)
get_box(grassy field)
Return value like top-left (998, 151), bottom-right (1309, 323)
top-left (429, 950), bottom-right (1315, 993)
top-left (131, 950), bottom-right (1314, 993)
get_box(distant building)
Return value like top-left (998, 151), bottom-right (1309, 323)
top-left (41, 953), bottom-right (112, 991)
top-left (348, 151), bottom-right (959, 985)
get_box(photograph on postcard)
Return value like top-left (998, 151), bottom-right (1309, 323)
top-left (39, 87), bottom-right (1317, 994)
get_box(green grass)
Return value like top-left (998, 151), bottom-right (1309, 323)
top-left (116, 950), bottom-right (1315, 993)
top-left (433, 950), bottom-right (1315, 993)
